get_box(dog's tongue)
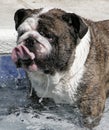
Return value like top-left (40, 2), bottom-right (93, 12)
top-left (11, 44), bottom-right (37, 71)
top-left (12, 44), bottom-right (35, 61)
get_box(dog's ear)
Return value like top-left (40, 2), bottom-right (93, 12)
top-left (62, 13), bottom-right (88, 39)
top-left (14, 9), bottom-right (32, 30)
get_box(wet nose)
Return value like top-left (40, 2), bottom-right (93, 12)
top-left (25, 37), bottom-right (35, 48)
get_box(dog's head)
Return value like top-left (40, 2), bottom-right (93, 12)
top-left (12, 8), bottom-right (88, 74)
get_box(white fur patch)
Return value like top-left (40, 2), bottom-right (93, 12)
top-left (71, 29), bottom-right (90, 75)
top-left (18, 17), bottom-right (37, 33)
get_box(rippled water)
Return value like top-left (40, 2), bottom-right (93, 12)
top-left (0, 55), bottom-right (109, 130)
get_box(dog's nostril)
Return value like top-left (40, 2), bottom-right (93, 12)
top-left (25, 37), bottom-right (35, 48)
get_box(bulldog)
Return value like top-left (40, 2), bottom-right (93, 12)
top-left (11, 8), bottom-right (109, 128)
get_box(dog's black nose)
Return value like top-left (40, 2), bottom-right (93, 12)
top-left (25, 37), bottom-right (35, 48)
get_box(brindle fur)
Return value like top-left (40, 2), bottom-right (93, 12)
top-left (77, 20), bottom-right (109, 127)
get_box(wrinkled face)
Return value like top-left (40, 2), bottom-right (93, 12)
top-left (11, 8), bottom-right (88, 74)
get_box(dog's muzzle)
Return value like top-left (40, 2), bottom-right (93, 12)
top-left (11, 31), bottom-right (52, 71)
top-left (11, 40), bottom-right (37, 71)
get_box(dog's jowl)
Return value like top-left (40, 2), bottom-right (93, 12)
top-left (11, 8), bottom-right (109, 128)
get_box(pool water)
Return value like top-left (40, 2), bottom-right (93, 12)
top-left (0, 55), bottom-right (109, 130)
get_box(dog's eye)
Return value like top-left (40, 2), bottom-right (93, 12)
top-left (39, 31), bottom-right (54, 42)
top-left (46, 34), bottom-right (54, 42)
top-left (39, 31), bottom-right (45, 36)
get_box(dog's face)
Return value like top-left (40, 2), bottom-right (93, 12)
top-left (12, 8), bottom-right (88, 74)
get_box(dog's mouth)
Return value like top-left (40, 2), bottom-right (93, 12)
top-left (11, 44), bottom-right (37, 71)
